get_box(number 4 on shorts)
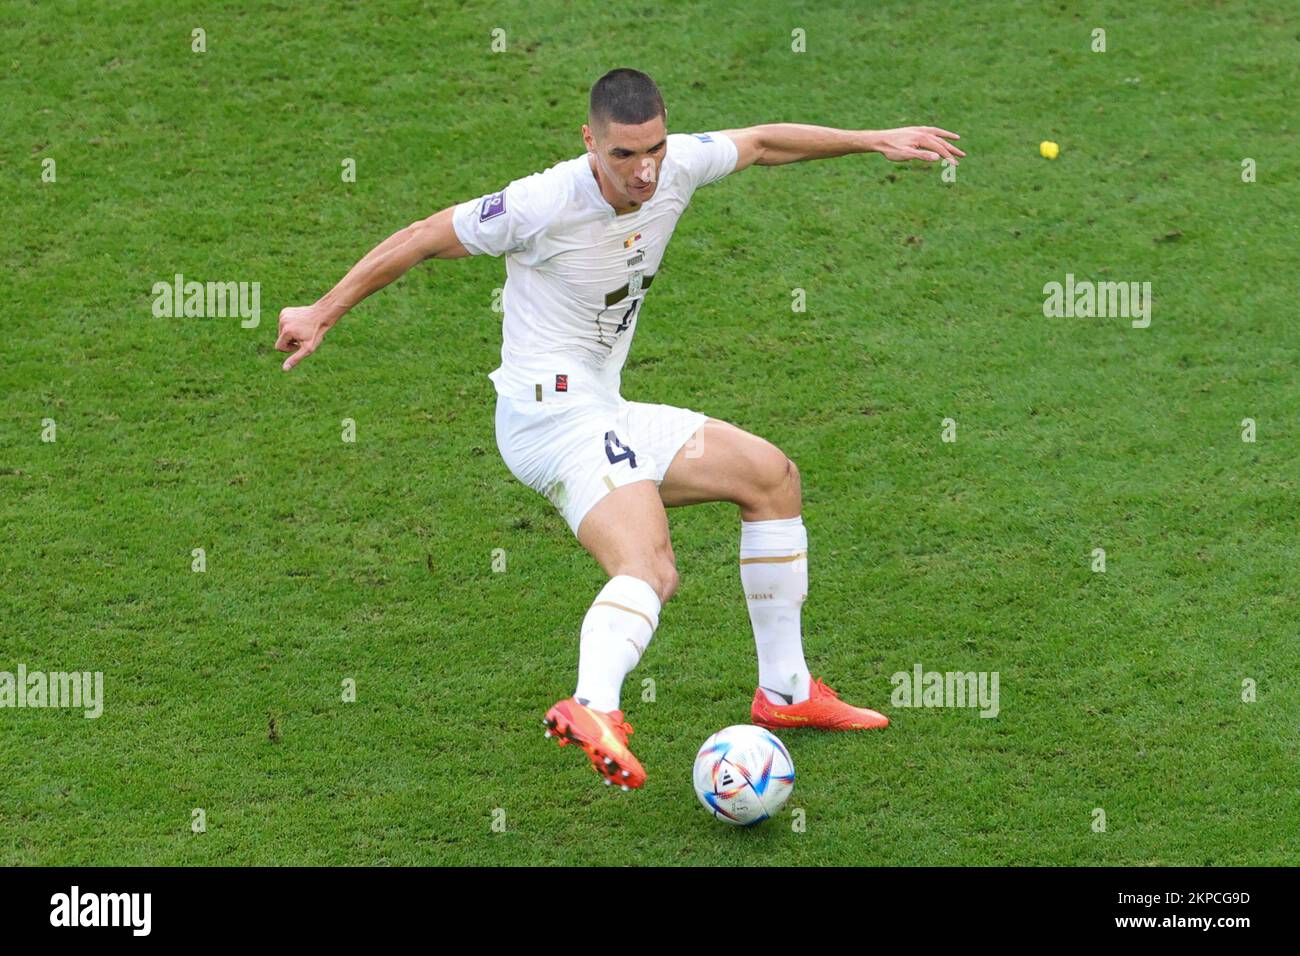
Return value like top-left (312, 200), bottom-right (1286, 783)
top-left (604, 430), bottom-right (638, 468)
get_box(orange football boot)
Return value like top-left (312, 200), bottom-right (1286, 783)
top-left (543, 697), bottom-right (647, 790)
top-left (751, 677), bottom-right (890, 731)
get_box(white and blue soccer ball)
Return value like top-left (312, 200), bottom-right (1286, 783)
top-left (693, 724), bottom-right (795, 826)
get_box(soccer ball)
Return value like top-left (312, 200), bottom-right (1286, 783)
top-left (693, 724), bottom-right (795, 826)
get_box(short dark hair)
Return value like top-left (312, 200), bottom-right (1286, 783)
top-left (588, 69), bottom-right (666, 131)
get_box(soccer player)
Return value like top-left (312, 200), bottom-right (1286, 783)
top-left (276, 68), bottom-right (963, 790)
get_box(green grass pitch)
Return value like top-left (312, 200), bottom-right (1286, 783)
top-left (2, 0), bottom-right (1296, 865)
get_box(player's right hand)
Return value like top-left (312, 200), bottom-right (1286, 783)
top-left (275, 304), bottom-right (333, 372)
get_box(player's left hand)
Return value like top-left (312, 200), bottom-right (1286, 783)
top-left (869, 127), bottom-right (964, 165)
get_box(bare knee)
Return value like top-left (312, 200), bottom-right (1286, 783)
top-left (616, 554), bottom-right (678, 605)
top-left (655, 562), bottom-right (680, 604)
top-left (742, 449), bottom-right (802, 519)
top-left (783, 457), bottom-right (802, 503)
top-left (577, 479), bottom-right (680, 604)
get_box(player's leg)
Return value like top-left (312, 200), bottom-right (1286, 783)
top-left (656, 416), bottom-right (888, 730)
top-left (577, 476), bottom-right (679, 602)
top-left (497, 391), bottom-right (681, 789)
top-left (541, 479), bottom-right (675, 790)
top-left (657, 419), bottom-right (811, 702)
top-left (657, 417), bottom-right (802, 520)
top-left (573, 477), bottom-right (678, 711)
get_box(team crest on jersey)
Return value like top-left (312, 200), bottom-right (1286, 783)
top-left (480, 192), bottom-right (506, 222)
top-left (623, 232), bottom-right (642, 249)
top-left (555, 374), bottom-right (568, 392)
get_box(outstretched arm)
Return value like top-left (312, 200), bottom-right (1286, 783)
top-left (275, 205), bottom-right (470, 372)
top-left (720, 123), bottom-right (964, 172)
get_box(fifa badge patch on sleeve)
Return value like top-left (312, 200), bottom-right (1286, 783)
top-left (555, 374), bottom-right (568, 393)
top-left (480, 192), bottom-right (506, 222)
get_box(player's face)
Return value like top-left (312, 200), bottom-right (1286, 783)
top-left (584, 115), bottom-right (668, 206)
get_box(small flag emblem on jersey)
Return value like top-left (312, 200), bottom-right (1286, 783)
top-left (480, 192), bottom-right (506, 222)
top-left (555, 374), bottom-right (568, 392)
top-left (693, 133), bottom-right (713, 143)
top-left (623, 232), bottom-right (642, 249)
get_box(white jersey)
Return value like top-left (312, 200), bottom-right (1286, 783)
top-left (451, 131), bottom-right (739, 401)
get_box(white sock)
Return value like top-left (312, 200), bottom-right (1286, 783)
top-left (574, 574), bottom-right (661, 713)
top-left (740, 516), bottom-right (812, 705)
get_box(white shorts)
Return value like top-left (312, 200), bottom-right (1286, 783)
top-left (495, 392), bottom-right (709, 536)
